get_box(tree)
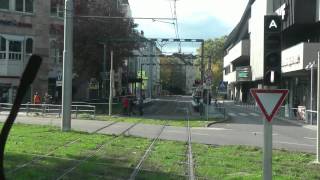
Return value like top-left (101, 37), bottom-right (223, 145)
top-left (70, 0), bottom-right (142, 98)
top-left (195, 36), bottom-right (227, 91)
top-left (160, 56), bottom-right (186, 95)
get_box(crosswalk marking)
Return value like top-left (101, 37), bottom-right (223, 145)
top-left (239, 113), bottom-right (248, 116)
top-left (250, 113), bottom-right (260, 117)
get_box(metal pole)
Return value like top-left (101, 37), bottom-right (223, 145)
top-left (201, 42), bottom-right (204, 84)
top-left (109, 50), bottom-right (113, 116)
top-left (206, 90), bottom-right (209, 121)
top-left (140, 63), bottom-right (143, 99)
top-left (263, 120), bottom-right (272, 180)
top-left (317, 51), bottom-right (320, 163)
top-left (149, 42), bottom-right (153, 98)
top-left (266, 0), bottom-right (274, 14)
top-left (62, 0), bottom-right (73, 131)
top-left (311, 63), bottom-right (314, 124)
top-left (103, 44), bottom-right (107, 99)
top-left (262, 0), bottom-right (275, 177)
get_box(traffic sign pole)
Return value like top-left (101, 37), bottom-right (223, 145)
top-left (251, 89), bottom-right (288, 180)
top-left (263, 120), bottom-right (272, 180)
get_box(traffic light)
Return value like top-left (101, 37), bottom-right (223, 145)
top-left (264, 15), bottom-right (282, 85)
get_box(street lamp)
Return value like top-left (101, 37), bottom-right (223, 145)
top-left (305, 61), bottom-right (317, 124)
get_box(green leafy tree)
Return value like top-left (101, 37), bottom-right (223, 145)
top-left (160, 56), bottom-right (186, 95)
top-left (195, 36), bottom-right (226, 91)
top-left (70, 0), bottom-right (142, 98)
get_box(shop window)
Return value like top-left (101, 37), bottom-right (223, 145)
top-left (0, 0), bottom-right (9, 10)
top-left (15, 0), bottom-right (33, 13)
top-left (26, 38), bottom-right (33, 54)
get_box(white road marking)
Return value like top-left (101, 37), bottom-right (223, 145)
top-left (251, 132), bottom-right (279, 136)
top-left (228, 113), bottom-right (236, 117)
top-left (250, 113), bottom-right (260, 117)
top-left (193, 127), bottom-right (232, 131)
top-left (165, 130), bottom-right (185, 134)
top-left (239, 113), bottom-right (248, 116)
top-left (274, 141), bottom-right (315, 147)
top-left (192, 132), bottom-right (209, 136)
top-left (304, 137), bottom-right (317, 140)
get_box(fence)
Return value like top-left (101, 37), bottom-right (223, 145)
top-left (202, 101), bottom-right (226, 120)
top-left (238, 102), bottom-right (318, 124)
top-left (0, 103), bottom-right (96, 119)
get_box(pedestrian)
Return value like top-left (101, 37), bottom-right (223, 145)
top-left (138, 97), bottom-right (143, 116)
top-left (128, 97), bottom-right (135, 116)
top-left (122, 96), bottom-right (129, 115)
top-left (44, 92), bottom-right (52, 104)
top-left (33, 92), bottom-right (41, 104)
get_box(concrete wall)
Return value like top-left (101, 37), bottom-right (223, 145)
top-left (250, 0), bottom-right (267, 81)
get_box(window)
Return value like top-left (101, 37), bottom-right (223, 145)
top-left (26, 38), bottom-right (33, 54)
top-left (0, 37), bottom-right (5, 51)
top-left (9, 41), bottom-right (22, 61)
top-left (0, 37), bottom-right (6, 60)
top-left (50, 40), bottom-right (62, 64)
top-left (0, 0), bottom-right (9, 9)
top-left (15, 0), bottom-right (33, 13)
top-left (51, 0), bottom-right (64, 18)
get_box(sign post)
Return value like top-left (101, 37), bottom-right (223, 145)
top-left (251, 89), bottom-right (288, 180)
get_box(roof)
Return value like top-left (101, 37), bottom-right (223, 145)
top-left (224, 0), bottom-right (255, 50)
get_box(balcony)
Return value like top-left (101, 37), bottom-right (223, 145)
top-left (224, 39), bottom-right (250, 68)
top-left (282, 42), bottom-right (320, 73)
top-left (0, 53), bottom-right (27, 77)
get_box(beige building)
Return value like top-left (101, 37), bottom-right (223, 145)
top-left (0, 0), bottom-right (64, 103)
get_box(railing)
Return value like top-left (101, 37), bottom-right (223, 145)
top-left (0, 103), bottom-right (96, 119)
top-left (202, 101), bottom-right (226, 120)
top-left (238, 102), bottom-right (318, 124)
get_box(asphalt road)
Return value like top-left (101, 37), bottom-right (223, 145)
top-left (0, 96), bottom-right (317, 153)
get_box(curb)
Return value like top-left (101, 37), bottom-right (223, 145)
top-left (206, 115), bottom-right (231, 127)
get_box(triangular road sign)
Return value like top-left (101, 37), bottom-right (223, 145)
top-left (250, 89), bottom-right (288, 122)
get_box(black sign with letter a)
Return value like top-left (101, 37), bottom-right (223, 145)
top-left (264, 15), bottom-right (282, 85)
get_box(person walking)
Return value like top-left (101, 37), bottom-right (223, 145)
top-left (33, 92), bottom-right (41, 104)
top-left (122, 96), bottom-right (129, 115)
top-left (138, 97), bottom-right (143, 116)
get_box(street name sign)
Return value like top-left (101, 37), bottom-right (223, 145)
top-left (250, 89), bottom-right (288, 122)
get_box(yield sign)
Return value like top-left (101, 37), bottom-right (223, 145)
top-left (250, 89), bottom-right (288, 122)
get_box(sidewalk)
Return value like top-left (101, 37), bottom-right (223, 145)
top-left (230, 102), bottom-right (317, 131)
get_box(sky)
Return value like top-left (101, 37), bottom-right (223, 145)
top-left (128, 0), bottom-right (249, 54)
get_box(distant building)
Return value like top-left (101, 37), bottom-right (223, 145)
top-left (127, 37), bottom-right (161, 98)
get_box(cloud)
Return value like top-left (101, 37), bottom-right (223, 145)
top-left (128, 0), bottom-right (249, 53)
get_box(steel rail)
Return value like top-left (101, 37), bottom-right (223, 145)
top-left (55, 120), bottom-right (142, 180)
top-left (128, 121), bottom-right (168, 180)
top-left (7, 119), bottom-right (122, 174)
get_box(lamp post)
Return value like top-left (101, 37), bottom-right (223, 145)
top-left (305, 61), bottom-right (316, 124)
top-left (62, 0), bottom-right (73, 131)
top-left (317, 51), bottom-right (320, 163)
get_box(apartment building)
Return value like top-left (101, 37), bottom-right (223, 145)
top-left (0, 0), bottom-right (64, 103)
top-left (224, 0), bottom-right (320, 120)
top-left (127, 39), bottom-right (161, 98)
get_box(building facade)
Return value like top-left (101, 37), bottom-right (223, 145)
top-left (0, 0), bottom-right (134, 103)
top-left (224, 0), bottom-right (320, 121)
top-left (0, 0), bottom-right (64, 103)
top-left (127, 40), bottom-right (161, 98)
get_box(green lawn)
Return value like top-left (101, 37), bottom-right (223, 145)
top-left (95, 115), bottom-right (221, 127)
top-left (192, 144), bottom-right (320, 179)
top-left (2, 123), bottom-right (320, 179)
